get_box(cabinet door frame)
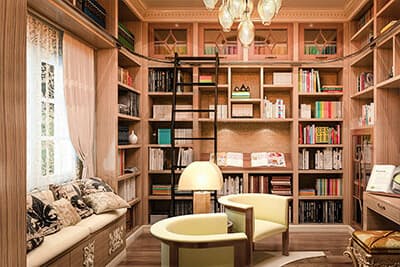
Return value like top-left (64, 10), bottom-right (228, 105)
top-left (248, 23), bottom-right (293, 61)
top-left (198, 23), bottom-right (243, 60)
top-left (148, 23), bottom-right (193, 58)
top-left (299, 23), bottom-right (343, 60)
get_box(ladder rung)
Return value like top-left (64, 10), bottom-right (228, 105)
top-left (176, 82), bottom-right (216, 86)
top-left (173, 109), bottom-right (215, 113)
top-left (174, 137), bottom-right (216, 140)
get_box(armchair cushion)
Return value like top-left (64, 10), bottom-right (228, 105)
top-left (254, 219), bottom-right (287, 241)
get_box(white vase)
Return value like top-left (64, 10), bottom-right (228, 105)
top-left (129, 130), bottom-right (138, 144)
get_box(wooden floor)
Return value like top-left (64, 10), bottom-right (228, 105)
top-left (119, 229), bottom-right (353, 267)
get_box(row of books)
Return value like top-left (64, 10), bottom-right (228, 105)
top-left (174, 200), bottom-right (193, 216)
top-left (174, 128), bottom-right (193, 145)
top-left (154, 45), bottom-right (188, 56)
top-left (299, 69), bottom-right (343, 93)
top-left (151, 184), bottom-right (171, 195)
top-left (118, 22), bottom-right (135, 52)
top-left (314, 101), bottom-right (342, 119)
top-left (248, 175), bottom-right (292, 196)
top-left (219, 175), bottom-right (243, 196)
top-left (204, 44), bottom-right (237, 55)
top-left (299, 148), bottom-right (343, 170)
top-left (300, 178), bottom-right (342, 196)
top-left (118, 66), bottom-right (133, 87)
top-left (299, 124), bottom-right (341, 144)
top-left (299, 200), bottom-right (343, 223)
top-left (209, 105), bottom-right (228, 119)
top-left (152, 105), bottom-right (193, 120)
top-left (357, 72), bottom-right (373, 92)
top-left (262, 98), bottom-right (286, 119)
top-left (76, 0), bottom-right (106, 29)
top-left (254, 45), bottom-right (288, 57)
top-left (118, 91), bottom-right (139, 117)
top-left (149, 147), bottom-right (193, 171)
top-left (304, 44), bottom-right (337, 55)
top-left (300, 104), bottom-right (312, 119)
top-left (356, 6), bottom-right (373, 31)
top-left (148, 69), bottom-right (186, 92)
top-left (118, 178), bottom-right (136, 202)
top-left (359, 102), bottom-right (374, 127)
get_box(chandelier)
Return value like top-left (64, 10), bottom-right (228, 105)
top-left (203, 0), bottom-right (282, 47)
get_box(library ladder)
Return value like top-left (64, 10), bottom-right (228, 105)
top-left (170, 52), bottom-right (220, 216)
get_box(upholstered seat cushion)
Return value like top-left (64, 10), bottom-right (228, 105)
top-left (352, 230), bottom-right (400, 254)
top-left (253, 219), bottom-right (287, 242)
top-left (76, 208), bottom-right (127, 233)
top-left (27, 226), bottom-right (90, 267)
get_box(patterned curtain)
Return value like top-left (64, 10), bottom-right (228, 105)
top-left (27, 15), bottom-right (77, 191)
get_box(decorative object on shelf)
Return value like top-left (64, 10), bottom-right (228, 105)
top-left (129, 130), bottom-right (138, 144)
top-left (178, 161), bottom-right (223, 214)
top-left (203, 0), bottom-right (282, 46)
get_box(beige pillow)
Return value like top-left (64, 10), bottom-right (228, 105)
top-left (52, 198), bottom-right (81, 226)
top-left (83, 192), bottom-right (129, 214)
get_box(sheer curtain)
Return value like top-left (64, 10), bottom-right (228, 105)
top-left (63, 33), bottom-right (95, 178)
top-left (27, 15), bottom-right (77, 191)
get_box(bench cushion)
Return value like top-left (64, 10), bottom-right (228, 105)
top-left (253, 219), bottom-right (287, 242)
top-left (27, 225), bottom-right (90, 267)
top-left (352, 230), bottom-right (400, 254)
top-left (76, 208), bottom-right (127, 233)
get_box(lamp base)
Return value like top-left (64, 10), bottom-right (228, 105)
top-left (193, 191), bottom-right (211, 214)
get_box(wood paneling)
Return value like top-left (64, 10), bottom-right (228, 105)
top-left (0, 0), bottom-right (27, 266)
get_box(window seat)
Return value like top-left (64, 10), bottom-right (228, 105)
top-left (27, 208), bottom-right (127, 267)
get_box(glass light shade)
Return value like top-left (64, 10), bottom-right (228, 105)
top-left (229, 0), bottom-right (245, 19)
top-left (219, 3), bottom-right (234, 32)
top-left (203, 0), bottom-right (218, 10)
top-left (274, 0), bottom-right (282, 14)
top-left (240, 0), bottom-right (254, 20)
top-left (178, 161), bottom-right (223, 191)
top-left (257, 0), bottom-right (276, 25)
top-left (238, 16), bottom-right (255, 47)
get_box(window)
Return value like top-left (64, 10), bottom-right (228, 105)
top-left (27, 15), bottom-right (77, 191)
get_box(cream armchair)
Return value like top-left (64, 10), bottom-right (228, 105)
top-left (150, 213), bottom-right (249, 267)
top-left (218, 193), bottom-right (291, 260)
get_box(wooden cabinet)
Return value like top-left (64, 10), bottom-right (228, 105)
top-left (249, 23), bottom-right (293, 61)
top-left (149, 23), bottom-right (192, 58)
top-left (299, 23), bottom-right (343, 60)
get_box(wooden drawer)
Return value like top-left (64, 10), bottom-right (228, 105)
top-left (366, 194), bottom-right (400, 225)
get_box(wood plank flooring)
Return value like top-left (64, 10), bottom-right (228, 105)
top-left (119, 229), bottom-right (353, 266)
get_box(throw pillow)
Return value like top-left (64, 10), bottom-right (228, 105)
top-left (26, 213), bottom-right (44, 252)
top-left (52, 198), bottom-right (81, 226)
top-left (49, 182), bottom-right (93, 219)
top-left (26, 194), bottom-right (61, 236)
top-left (83, 192), bottom-right (129, 214)
top-left (80, 177), bottom-right (113, 195)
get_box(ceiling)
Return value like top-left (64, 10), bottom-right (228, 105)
top-left (139, 0), bottom-right (347, 10)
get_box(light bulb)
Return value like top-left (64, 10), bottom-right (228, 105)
top-left (229, 0), bottom-right (245, 19)
top-left (274, 0), bottom-right (282, 14)
top-left (203, 0), bottom-right (218, 10)
top-left (238, 15), bottom-right (255, 47)
top-left (219, 2), bottom-right (234, 32)
top-left (258, 0), bottom-right (276, 25)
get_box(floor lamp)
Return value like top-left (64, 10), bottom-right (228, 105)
top-left (178, 161), bottom-right (223, 214)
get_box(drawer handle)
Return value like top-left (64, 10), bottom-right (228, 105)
top-left (377, 203), bottom-right (386, 210)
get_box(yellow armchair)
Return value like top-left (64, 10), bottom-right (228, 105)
top-left (218, 193), bottom-right (291, 259)
top-left (150, 213), bottom-right (249, 267)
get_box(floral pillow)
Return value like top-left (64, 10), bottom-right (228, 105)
top-left (51, 198), bottom-right (81, 226)
top-left (83, 192), bottom-right (129, 214)
top-left (49, 182), bottom-right (93, 219)
top-left (26, 194), bottom-right (61, 236)
top-left (26, 213), bottom-right (44, 252)
top-left (80, 177), bottom-right (113, 195)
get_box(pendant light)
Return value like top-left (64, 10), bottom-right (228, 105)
top-left (238, 12), bottom-right (255, 47)
top-left (219, 0), bottom-right (234, 32)
top-left (229, 0), bottom-right (246, 19)
top-left (203, 0), bottom-right (218, 10)
top-left (257, 0), bottom-right (276, 25)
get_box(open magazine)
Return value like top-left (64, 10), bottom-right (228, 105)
top-left (251, 152), bottom-right (286, 167)
top-left (366, 165), bottom-right (400, 194)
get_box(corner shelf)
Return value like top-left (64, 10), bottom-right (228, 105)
top-left (118, 114), bottom-right (141, 121)
top-left (117, 172), bottom-right (141, 182)
top-left (118, 82), bottom-right (141, 95)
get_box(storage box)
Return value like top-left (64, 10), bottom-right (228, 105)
top-left (158, 129), bottom-right (171, 144)
top-left (273, 72), bottom-right (292, 85)
top-left (232, 104), bottom-right (253, 118)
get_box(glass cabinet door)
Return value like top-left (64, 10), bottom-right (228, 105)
top-left (149, 24), bottom-right (192, 58)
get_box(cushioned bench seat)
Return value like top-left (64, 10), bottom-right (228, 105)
top-left (27, 226), bottom-right (90, 267)
top-left (76, 208), bottom-right (127, 233)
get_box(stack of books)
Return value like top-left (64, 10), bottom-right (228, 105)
top-left (152, 185), bottom-right (171, 195)
top-left (270, 176), bottom-right (292, 196)
top-left (199, 75), bottom-right (212, 83)
top-left (118, 66), bottom-right (133, 86)
top-left (231, 91), bottom-right (250, 99)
